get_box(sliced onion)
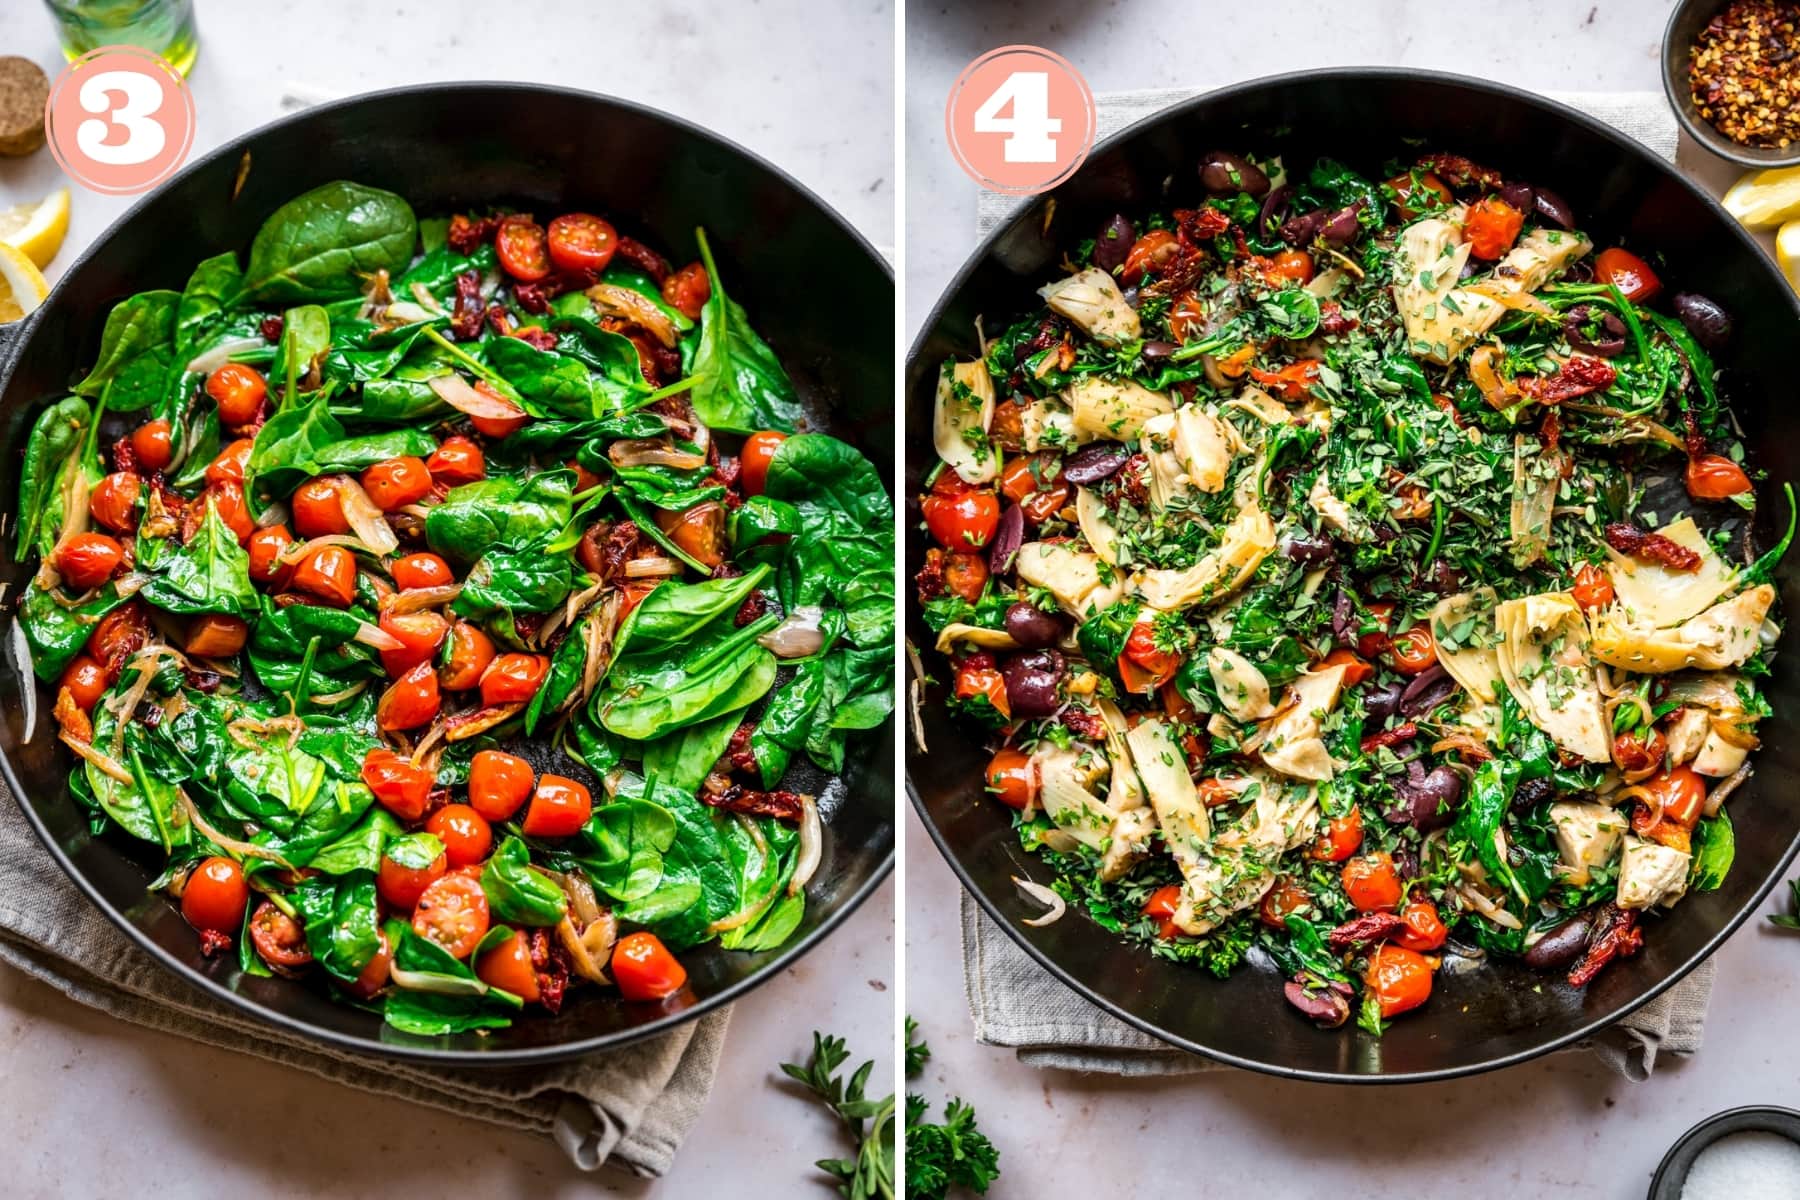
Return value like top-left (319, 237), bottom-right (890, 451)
top-left (758, 606), bottom-right (828, 659)
top-left (108, 655), bottom-right (159, 761)
top-left (388, 966), bottom-right (491, 996)
top-left (1012, 876), bottom-right (1067, 927)
top-left (428, 372), bottom-right (525, 421)
top-left (10, 619), bottom-right (36, 744)
top-left (350, 618), bottom-right (405, 652)
top-left (709, 884), bottom-right (779, 934)
top-left (1458, 883), bottom-right (1523, 929)
top-left (185, 336), bottom-right (266, 377)
top-left (1464, 282), bottom-right (1556, 317)
top-left (580, 594), bottom-right (621, 703)
top-left (1469, 344), bottom-right (1514, 409)
top-left (623, 555), bottom-right (680, 579)
top-left (385, 583), bottom-right (462, 614)
top-left (1711, 715), bottom-right (1761, 750)
top-left (62, 731), bottom-right (131, 782)
top-left (585, 284), bottom-right (677, 348)
top-left (1705, 762), bottom-right (1752, 817)
top-left (336, 478), bottom-right (400, 557)
top-left (176, 787), bottom-right (296, 869)
top-left (407, 282), bottom-right (446, 315)
top-left (444, 701), bottom-right (525, 742)
top-left (609, 438), bottom-right (707, 470)
top-left (789, 793), bottom-right (821, 897)
top-left (277, 533), bottom-right (375, 566)
top-left (255, 498), bottom-right (290, 530)
top-left (905, 639), bottom-right (929, 756)
top-left (309, 680), bottom-right (368, 706)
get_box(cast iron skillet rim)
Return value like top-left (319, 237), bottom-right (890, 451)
top-left (0, 80), bottom-right (894, 1065)
top-left (906, 64), bottom-right (1800, 1083)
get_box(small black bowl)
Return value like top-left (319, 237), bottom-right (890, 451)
top-left (1647, 1106), bottom-right (1800, 1198)
top-left (1663, 0), bottom-right (1800, 168)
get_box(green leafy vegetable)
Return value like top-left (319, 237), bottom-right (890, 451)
top-left (239, 181), bottom-right (418, 304)
top-left (688, 228), bottom-right (804, 433)
top-left (781, 1032), bottom-right (895, 1200)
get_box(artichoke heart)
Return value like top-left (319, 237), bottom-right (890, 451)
top-left (1014, 540), bottom-right (1124, 619)
top-left (1130, 505), bottom-right (1276, 613)
top-left (1066, 375), bottom-right (1173, 442)
top-left (932, 359), bottom-right (999, 485)
top-left (1493, 592), bottom-right (1611, 763)
top-left (1170, 771), bottom-right (1321, 936)
top-left (1206, 646), bottom-right (1275, 722)
top-left (1588, 584), bottom-right (1775, 675)
top-left (1038, 266), bottom-right (1140, 344)
top-left (1603, 517), bottom-right (1736, 627)
top-left (1428, 587), bottom-right (1503, 703)
top-left (1617, 834), bottom-right (1690, 911)
top-left (1030, 743), bottom-right (1113, 849)
top-left (1074, 486), bottom-right (1122, 565)
top-left (1256, 662), bottom-right (1348, 782)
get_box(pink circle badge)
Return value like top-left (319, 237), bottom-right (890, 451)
top-left (44, 47), bottom-right (196, 196)
top-left (945, 45), bottom-right (1096, 196)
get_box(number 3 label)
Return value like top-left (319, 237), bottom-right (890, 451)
top-left (947, 46), bottom-right (1095, 196)
top-left (46, 47), bottom-right (195, 195)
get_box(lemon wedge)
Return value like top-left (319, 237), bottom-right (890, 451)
top-left (0, 187), bottom-right (69, 270)
top-left (0, 242), bottom-right (48, 323)
top-left (1777, 220), bottom-right (1800, 293)
top-left (1724, 165), bottom-right (1800, 229)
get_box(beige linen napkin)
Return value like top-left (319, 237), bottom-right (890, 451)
top-left (964, 86), bottom-right (1709, 1081)
top-left (0, 781), bottom-right (727, 1176)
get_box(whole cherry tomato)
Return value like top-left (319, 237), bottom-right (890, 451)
top-left (923, 489), bottom-right (1002, 549)
top-left (1395, 901), bottom-right (1448, 952)
top-left (205, 437), bottom-right (253, 486)
top-left (412, 873), bottom-right (491, 959)
top-left (1168, 291), bottom-right (1208, 342)
top-left (441, 621), bottom-right (497, 691)
top-left (546, 212), bottom-right (617, 275)
top-left (204, 481), bottom-right (255, 543)
top-left (480, 652), bottom-right (549, 706)
top-left (377, 661), bottom-right (441, 731)
top-left (205, 363), bottom-right (268, 428)
top-left (1357, 601), bottom-right (1395, 659)
top-left (1264, 249), bottom-right (1315, 285)
top-left (89, 472), bottom-right (142, 533)
top-left (1143, 884), bottom-right (1183, 940)
top-left (1463, 196), bottom-right (1524, 260)
top-left (181, 856), bottom-right (248, 933)
top-left (521, 774), bottom-right (593, 838)
top-left (378, 837), bottom-right (449, 908)
top-left (391, 551), bottom-right (453, 591)
top-left (246, 523), bottom-right (295, 588)
top-left (739, 431), bottom-right (787, 496)
top-left (1259, 878), bottom-right (1312, 930)
top-left (1387, 171), bottom-right (1453, 219)
top-left (1366, 943), bottom-right (1434, 1018)
top-left (361, 456), bottom-right (433, 510)
top-left (58, 655), bottom-right (107, 710)
top-left (362, 748), bottom-right (434, 820)
top-left (291, 476), bottom-right (350, 538)
top-left (1120, 228), bottom-right (1179, 284)
top-left (1612, 729), bottom-right (1669, 776)
top-left (378, 610), bottom-right (449, 677)
top-left (468, 750), bottom-right (536, 822)
top-left (985, 748), bottom-right (1037, 810)
top-left (54, 532), bottom-right (122, 589)
top-left (999, 453), bottom-right (1070, 524)
top-left (427, 435), bottom-right (485, 485)
top-left (1308, 808), bottom-right (1364, 862)
top-left (292, 544), bottom-right (358, 606)
top-left (1388, 625), bottom-right (1438, 676)
top-left (426, 803), bottom-right (493, 868)
top-left (476, 929), bottom-right (541, 1002)
top-left (495, 214), bottom-right (552, 282)
top-left (130, 419), bottom-right (173, 472)
top-left (941, 551), bottom-right (988, 604)
top-left (185, 614), bottom-right (248, 658)
top-left (1572, 562), bottom-right (1615, 610)
top-left (612, 931), bottom-right (688, 1002)
top-left (1685, 453), bottom-right (1752, 501)
top-left (661, 262), bottom-right (711, 321)
top-left (1119, 620), bottom-right (1181, 692)
top-left (658, 501), bottom-right (725, 568)
top-left (952, 655), bottom-right (1010, 720)
top-left (343, 929), bottom-right (393, 1000)
top-left (466, 381), bottom-right (530, 439)
top-left (1248, 358), bottom-right (1323, 401)
top-left (1342, 851), bottom-right (1403, 913)
top-left (1594, 246), bottom-right (1661, 301)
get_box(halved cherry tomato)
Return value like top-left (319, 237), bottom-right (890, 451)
top-left (1573, 562), bottom-right (1615, 610)
top-left (1357, 601), bottom-right (1396, 659)
top-left (1319, 647), bottom-right (1373, 687)
top-left (1120, 228), bottom-right (1179, 284)
top-left (441, 621), bottom-right (496, 691)
top-left (1248, 358), bottom-right (1322, 401)
top-left (738, 431), bottom-right (786, 496)
top-left (1342, 851), bottom-right (1403, 913)
top-left (377, 660), bottom-right (441, 731)
top-left (185, 614), bottom-right (248, 658)
top-left (205, 363), bottom-right (268, 428)
top-left (58, 655), bottom-right (107, 710)
top-left (181, 856), bottom-right (248, 933)
top-left (952, 656), bottom-right (1010, 720)
top-left (658, 501), bottom-right (726, 568)
top-left (1169, 291), bottom-right (1208, 342)
top-left (1641, 765), bottom-right (1707, 832)
top-left (86, 601), bottom-right (148, 677)
top-left (1395, 901), bottom-right (1448, 952)
top-left (612, 931), bottom-right (687, 1002)
top-left (204, 438), bottom-right (253, 486)
top-left (293, 544), bottom-right (358, 606)
top-left (1463, 196), bottom-right (1524, 261)
top-left (1120, 620), bottom-right (1180, 691)
top-left (1264, 249), bottom-right (1315, 285)
top-left (1143, 884), bottom-right (1183, 940)
top-left (1387, 171), bottom-right (1453, 219)
top-left (942, 551), bottom-right (988, 604)
top-left (427, 435), bottom-right (486, 485)
top-left (378, 839), bottom-right (448, 909)
top-left (89, 472), bottom-right (141, 532)
top-left (1594, 247), bottom-right (1661, 301)
top-left (1259, 878), bottom-right (1311, 930)
top-left (1198, 778), bottom-right (1237, 808)
top-left (1366, 944), bottom-right (1434, 1017)
top-left (546, 212), bottom-right (618, 275)
top-left (54, 533), bottom-right (122, 589)
top-left (476, 929), bottom-right (541, 1002)
top-left (495, 214), bottom-right (551, 282)
top-left (343, 929), bottom-right (393, 1000)
top-left (922, 489), bottom-right (1001, 549)
top-left (204, 481), bottom-right (255, 543)
top-left (521, 774), bottom-right (593, 839)
top-left (1613, 729), bottom-right (1670, 776)
top-left (412, 873), bottom-right (491, 960)
top-left (468, 749), bottom-right (535, 822)
top-left (467, 381), bottom-right (531, 439)
top-left (379, 610), bottom-right (449, 676)
top-left (291, 476), bottom-right (350, 538)
top-left (249, 900), bottom-right (313, 970)
top-left (362, 747), bottom-right (435, 820)
top-left (661, 262), bottom-right (711, 321)
top-left (1388, 625), bottom-right (1437, 676)
top-left (361, 456), bottom-right (433, 510)
top-left (392, 551), bottom-right (453, 591)
top-left (1000, 454), bottom-right (1070, 524)
top-left (130, 419), bottom-right (173, 472)
top-left (480, 652), bottom-right (549, 706)
top-left (426, 803), bottom-right (493, 868)
top-left (1685, 453), bottom-right (1752, 501)
top-left (246, 523), bottom-right (295, 588)
top-left (985, 748), bottom-right (1037, 810)
top-left (1308, 808), bottom-right (1364, 862)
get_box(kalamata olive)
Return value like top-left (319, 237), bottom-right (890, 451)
top-left (1319, 204), bottom-right (1364, 249)
top-left (1563, 304), bottom-right (1626, 357)
top-left (1259, 183), bottom-right (1294, 237)
top-left (1280, 531), bottom-right (1335, 565)
top-left (1524, 912), bottom-right (1595, 971)
top-left (987, 504), bottom-right (1025, 576)
top-left (1511, 776), bottom-right (1556, 813)
top-left (1004, 601), bottom-right (1065, 650)
top-left (1280, 208), bottom-right (1325, 246)
top-left (1399, 664), bottom-right (1456, 717)
top-left (1534, 187), bottom-right (1575, 230)
top-left (1391, 761), bottom-right (1463, 831)
top-left (1497, 181), bottom-right (1536, 215)
top-left (1140, 339), bottom-right (1179, 361)
top-left (1200, 151), bottom-right (1271, 198)
top-left (1061, 443), bottom-right (1129, 486)
top-left (1283, 975), bottom-right (1352, 1028)
top-left (1331, 589), bottom-right (1355, 646)
top-left (1093, 213), bottom-right (1136, 274)
top-left (1364, 682), bottom-right (1405, 722)
top-left (1391, 845), bottom-right (1421, 880)
top-left (1000, 649), bottom-right (1065, 719)
top-left (1672, 292), bottom-right (1734, 352)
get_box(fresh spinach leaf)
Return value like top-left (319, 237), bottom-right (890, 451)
top-left (239, 181), bottom-right (418, 304)
top-left (687, 228), bottom-right (803, 433)
top-left (139, 498), bottom-right (258, 617)
top-left (292, 872), bottom-right (382, 982)
top-left (480, 836), bottom-right (567, 926)
top-left (642, 710), bottom-right (741, 794)
top-left (453, 547), bottom-right (573, 618)
top-left (18, 581), bottom-right (129, 681)
top-left (15, 397), bottom-right (90, 560)
top-left (308, 428), bottom-right (438, 474)
top-left (175, 252), bottom-right (245, 354)
top-left (73, 290), bottom-right (178, 399)
top-left (425, 470), bottom-right (574, 564)
top-left (248, 391), bottom-right (346, 501)
top-left (578, 797), bottom-right (678, 902)
top-left (1690, 810), bottom-right (1735, 892)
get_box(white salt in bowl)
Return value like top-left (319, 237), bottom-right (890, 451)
top-left (1649, 1106), bottom-right (1800, 1200)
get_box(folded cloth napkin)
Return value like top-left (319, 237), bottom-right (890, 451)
top-left (0, 783), bottom-right (727, 1176)
top-left (964, 86), bottom-right (1708, 1081)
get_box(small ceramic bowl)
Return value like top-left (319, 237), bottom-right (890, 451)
top-left (1646, 1105), bottom-right (1800, 1198)
top-left (1663, 0), bottom-right (1800, 168)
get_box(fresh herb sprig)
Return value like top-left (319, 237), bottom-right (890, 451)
top-left (1770, 879), bottom-right (1800, 931)
top-left (781, 1032), bottom-right (895, 1200)
top-left (903, 1018), bottom-right (1000, 1200)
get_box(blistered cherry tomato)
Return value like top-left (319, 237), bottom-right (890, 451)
top-left (130, 419), bottom-right (173, 472)
top-left (612, 931), bottom-right (687, 1002)
top-left (476, 929), bottom-right (541, 1002)
top-left (392, 552), bottom-right (453, 591)
top-left (343, 929), bottom-right (393, 1000)
top-left (412, 874), bottom-right (490, 960)
top-left (204, 437), bottom-right (253, 486)
top-left (426, 435), bottom-right (485, 485)
top-left (546, 212), bottom-right (617, 275)
top-left (999, 453), bottom-right (1069, 525)
top-left (1119, 620), bottom-right (1180, 693)
top-left (362, 748), bottom-right (434, 820)
top-left (468, 751), bottom-right (536, 822)
top-left (1388, 625), bottom-right (1438, 676)
top-left (1366, 944), bottom-right (1433, 1018)
top-left (922, 489), bottom-right (1001, 549)
top-left (426, 803), bottom-right (493, 868)
top-left (1464, 196), bottom-right (1524, 260)
top-left (377, 660), bottom-right (441, 731)
top-left (1685, 453), bottom-right (1752, 501)
top-left (942, 551), bottom-right (988, 604)
top-left (658, 501), bottom-right (725, 568)
top-left (206, 363), bottom-right (268, 428)
top-left (985, 748), bottom-right (1037, 810)
top-left (249, 900), bottom-right (313, 970)
top-left (1120, 228), bottom-right (1179, 284)
top-left (1259, 878), bottom-right (1312, 930)
top-left (247, 523), bottom-right (295, 587)
top-left (291, 476), bottom-right (349, 538)
top-left (58, 655), bottom-right (107, 710)
top-left (1396, 901), bottom-right (1448, 952)
top-left (661, 262), bottom-right (711, 321)
top-left (378, 610), bottom-right (449, 676)
top-left (1265, 249), bottom-right (1315, 284)
top-left (495, 214), bottom-right (552, 282)
top-left (1357, 601), bottom-right (1395, 660)
top-left (1573, 562), bottom-right (1615, 610)
top-left (441, 621), bottom-right (496, 691)
top-left (467, 382), bottom-right (530, 439)
top-left (362, 456), bottom-right (433, 511)
top-left (521, 774), bottom-right (592, 839)
top-left (1594, 246), bottom-right (1661, 301)
top-left (54, 532), bottom-right (122, 589)
top-left (1168, 291), bottom-right (1207, 342)
top-left (1308, 809), bottom-right (1364, 862)
top-left (181, 856), bottom-right (248, 933)
top-left (185, 614), bottom-right (248, 658)
top-left (204, 481), bottom-right (255, 543)
top-left (1342, 851), bottom-right (1403, 913)
top-left (378, 840), bottom-right (448, 909)
top-left (293, 544), bottom-right (358, 606)
top-left (739, 431), bottom-right (786, 496)
top-left (89, 472), bottom-right (141, 533)
top-left (1143, 884), bottom-right (1183, 940)
top-left (86, 601), bottom-right (148, 676)
top-left (1387, 171), bottom-right (1453, 219)
top-left (952, 656), bottom-right (1010, 720)
top-left (480, 652), bottom-right (549, 706)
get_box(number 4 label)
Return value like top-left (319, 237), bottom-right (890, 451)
top-left (972, 71), bottom-right (1061, 164)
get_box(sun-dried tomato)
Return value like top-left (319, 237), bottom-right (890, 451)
top-left (111, 433), bottom-right (138, 476)
top-left (259, 315), bottom-right (284, 343)
top-left (916, 547), bottom-right (948, 603)
top-left (511, 324), bottom-right (557, 351)
top-left (1521, 354), bottom-right (1617, 405)
top-left (723, 720), bottom-right (759, 776)
top-left (1603, 522), bottom-right (1702, 572)
top-left (1317, 300), bottom-right (1358, 336)
top-left (1567, 903), bottom-right (1642, 988)
top-left (1326, 911), bottom-right (1405, 950)
top-left (613, 235), bottom-right (671, 284)
top-left (196, 928), bottom-right (233, 957)
top-left (52, 687), bottom-right (92, 744)
top-left (1416, 152), bottom-right (1505, 193)
top-left (449, 270), bottom-right (485, 341)
top-left (447, 213), bottom-right (500, 255)
top-left (526, 928), bottom-right (572, 1015)
top-left (1116, 452), bottom-right (1150, 508)
top-left (702, 784), bottom-right (806, 822)
top-left (735, 589), bottom-right (779, 627)
top-left (1061, 708), bottom-right (1107, 739)
top-left (1174, 206), bottom-right (1232, 246)
top-left (1359, 723), bottom-right (1419, 754)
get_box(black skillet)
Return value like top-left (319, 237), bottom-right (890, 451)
top-left (906, 68), bottom-right (1800, 1081)
top-left (0, 83), bottom-right (894, 1064)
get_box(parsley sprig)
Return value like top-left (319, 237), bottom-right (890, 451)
top-left (904, 1018), bottom-right (1000, 1200)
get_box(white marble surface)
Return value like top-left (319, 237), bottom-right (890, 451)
top-left (905, 1), bottom-right (1800, 1196)
top-left (0, 2), bottom-right (893, 1196)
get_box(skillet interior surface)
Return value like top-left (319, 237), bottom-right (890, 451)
top-left (906, 68), bottom-right (1800, 1081)
top-left (0, 82), bottom-right (895, 1063)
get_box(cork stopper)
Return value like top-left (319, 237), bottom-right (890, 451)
top-left (0, 57), bottom-right (50, 157)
